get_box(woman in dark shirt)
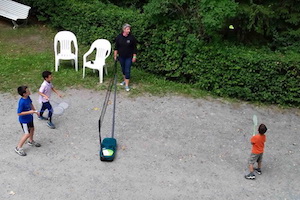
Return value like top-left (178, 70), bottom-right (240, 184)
top-left (114, 24), bottom-right (137, 92)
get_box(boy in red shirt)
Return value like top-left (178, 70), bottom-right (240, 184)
top-left (245, 124), bottom-right (268, 180)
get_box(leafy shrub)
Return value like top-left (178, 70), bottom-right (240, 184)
top-left (17, 0), bottom-right (300, 106)
top-left (139, 27), bottom-right (300, 106)
top-left (19, 0), bottom-right (143, 45)
top-left (183, 43), bottom-right (300, 106)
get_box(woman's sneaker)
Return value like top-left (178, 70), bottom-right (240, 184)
top-left (47, 122), bottom-right (56, 129)
top-left (254, 168), bottom-right (262, 175)
top-left (15, 147), bottom-right (26, 156)
top-left (120, 81), bottom-right (125, 86)
top-left (125, 86), bottom-right (130, 92)
top-left (245, 173), bottom-right (255, 180)
top-left (27, 140), bottom-right (41, 147)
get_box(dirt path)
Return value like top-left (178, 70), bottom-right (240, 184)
top-left (1, 89), bottom-right (299, 199)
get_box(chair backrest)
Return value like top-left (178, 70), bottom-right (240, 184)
top-left (54, 31), bottom-right (78, 55)
top-left (91, 39), bottom-right (111, 62)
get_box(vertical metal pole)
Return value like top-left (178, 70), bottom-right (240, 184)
top-left (111, 62), bottom-right (117, 138)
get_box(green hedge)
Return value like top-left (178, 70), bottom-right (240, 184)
top-left (18, 0), bottom-right (300, 106)
top-left (20, 0), bottom-right (143, 44)
top-left (138, 26), bottom-right (300, 106)
top-left (193, 46), bottom-right (300, 106)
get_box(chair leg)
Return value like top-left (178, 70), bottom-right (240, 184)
top-left (55, 59), bottom-right (59, 72)
top-left (104, 65), bottom-right (108, 75)
top-left (83, 66), bottom-right (85, 78)
top-left (99, 69), bottom-right (103, 83)
top-left (75, 59), bottom-right (78, 71)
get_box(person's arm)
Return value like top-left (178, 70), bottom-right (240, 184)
top-left (250, 136), bottom-right (255, 145)
top-left (114, 50), bottom-right (118, 61)
top-left (30, 103), bottom-right (36, 111)
top-left (38, 84), bottom-right (49, 100)
top-left (18, 104), bottom-right (38, 116)
top-left (30, 103), bottom-right (39, 116)
top-left (18, 110), bottom-right (38, 116)
top-left (17, 98), bottom-right (38, 116)
top-left (132, 54), bottom-right (136, 63)
top-left (52, 88), bottom-right (62, 98)
top-left (38, 91), bottom-right (49, 101)
top-left (114, 36), bottom-right (119, 61)
top-left (132, 36), bottom-right (137, 63)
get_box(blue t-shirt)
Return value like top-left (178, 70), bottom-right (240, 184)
top-left (17, 96), bottom-right (33, 123)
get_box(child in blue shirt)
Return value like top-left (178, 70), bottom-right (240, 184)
top-left (15, 86), bottom-right (41, 156)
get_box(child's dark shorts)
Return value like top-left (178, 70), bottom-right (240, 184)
top-left (248, 153), bottom-right (263, 165)
top-left (20, 121), bottom-right (34, 134)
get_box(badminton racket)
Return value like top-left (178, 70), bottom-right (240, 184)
top-left (51, 99), bottom-right (69, 115)
top-left (252, 115), bottom-right (258, 136)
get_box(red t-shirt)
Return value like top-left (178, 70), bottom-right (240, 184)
top-left (251, 134), bottom-right (266, 154)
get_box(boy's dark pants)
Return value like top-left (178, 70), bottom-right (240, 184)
top-left (40, 102), bottom-right (53, 122)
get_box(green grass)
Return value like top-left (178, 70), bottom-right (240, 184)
top-left (0, 23), bottom-right (209, 98)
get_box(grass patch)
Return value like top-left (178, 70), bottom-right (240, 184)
top-left (0, 22), bottom-right (209, 98)
top-left (130, 67), bottom-right (208, 98)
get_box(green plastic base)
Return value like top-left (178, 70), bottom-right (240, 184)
top-left (100, 138), bottom-right (117, 161)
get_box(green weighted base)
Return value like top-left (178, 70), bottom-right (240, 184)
top-left (100, 138), bottom-right (117, 161)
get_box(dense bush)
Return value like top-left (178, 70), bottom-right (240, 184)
top-left (190, 45), bottom-right (300, 106)
top-left (17, 0), bottom-right (300, 106)
top-left (230, 1), bottom-right (300, 50)
top-left (19, 0), bottom-right (144, 45)
top-left (138, 27), bottom-right (300, 106)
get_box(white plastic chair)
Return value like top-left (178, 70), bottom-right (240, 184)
top-left (54, 31), bottom-right (78, 71)
top-left (82, 39), bottom-right (111, 83)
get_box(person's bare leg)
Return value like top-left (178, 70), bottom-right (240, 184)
top-left (125, 79), bottom-right (130, 87)
top-left (17, 134), bottom-right (30, 148)
top-left (257, 161), bottom-right (262, 169)
top-left (249, 164), bottom-right (254, 173)
top-left (28, 127), bottom-right (34, 143)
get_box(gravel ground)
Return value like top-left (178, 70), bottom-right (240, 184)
top-left (0, 89), bottom-right (299, 200)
